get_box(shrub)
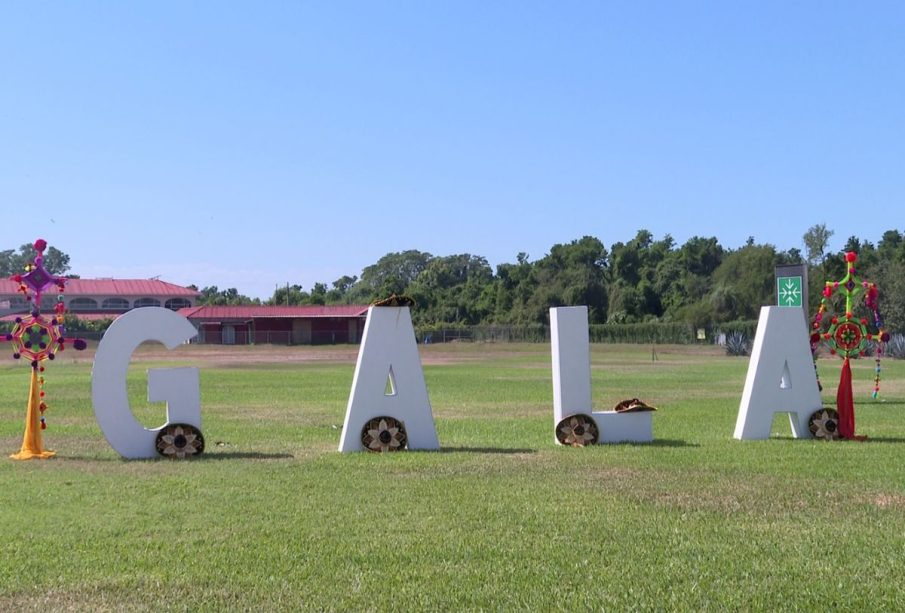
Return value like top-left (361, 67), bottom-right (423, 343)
top-left (725, 331), bottom-right (750, 356)
top-left (885, 333), bottom-right (905, 359)
top-left (589, 322), bottom-right (695, 344)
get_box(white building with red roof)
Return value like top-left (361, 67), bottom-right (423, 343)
top-left (2, 278), bottom-right (369, 345)
top-left (0, 278), bottom-right (200, 321)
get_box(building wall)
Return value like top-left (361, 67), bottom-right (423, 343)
top-left (3, 294), bottom-right (195, 313)
top-left (193, 317), bottom-right (365, 345)
top-left (292, 319), bottom-right (312, 344)
top-left (200, 322), bottom-right (251, 345)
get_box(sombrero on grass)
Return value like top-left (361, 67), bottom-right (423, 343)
top-left (613, 398), bottom-right (657, 413)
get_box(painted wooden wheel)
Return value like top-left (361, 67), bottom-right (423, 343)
top-left (361, 416), bottom-right (408, 452)
top-left (555, 414), bottom-right (599, 447)
top-left (155, 423), bottom-right (205, 458)
top-left (808, 408), bottom-right (840, 441)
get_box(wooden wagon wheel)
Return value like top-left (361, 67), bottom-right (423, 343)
top-left (555, 414), bottom-right (599, 447)
top-left (361, 416), bottom-right (408, 452)
top-left (155, 423), bottom-right (205, 458)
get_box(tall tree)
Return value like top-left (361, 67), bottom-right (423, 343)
top-left (607, 231), bottom-right (672, 322)
top-left (803, 223), bottom-right (834, 266)
top-left (707, 242), bottom-right (778, 321)
top-left (407, 254), bottom-right (494, 324)
top-left (348, 250), bottom-right (433, 303)
top-left (538, 237), bottom-right (608, 323)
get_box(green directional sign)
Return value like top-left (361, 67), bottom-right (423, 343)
top-left (777, 276), bottom-right (803, 307)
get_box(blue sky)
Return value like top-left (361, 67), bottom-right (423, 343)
top-left (3, 2), bottom-right (903, 299)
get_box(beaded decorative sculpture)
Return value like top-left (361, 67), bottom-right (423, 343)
top-left (809, 252), bottom-right (888, 440)
top-left (5, 239), bottom-right (86, 460)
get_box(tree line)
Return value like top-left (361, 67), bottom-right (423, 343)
top-left (191, 225), bottom-right (905, 332)
top-left (5, 226), bottom-right (904, 332)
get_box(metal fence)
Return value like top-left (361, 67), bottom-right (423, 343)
top-left (2, 320), bottom-right (762, 346)
top-left (418, 325), bottom-right (550, 344)
top-left (192, 329), bottom-right (354, 346)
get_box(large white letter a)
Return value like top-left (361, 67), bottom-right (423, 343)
top-left (339, 306), bottom-right (439, 452)
top-left (734, 306), bottom-right (822, 440)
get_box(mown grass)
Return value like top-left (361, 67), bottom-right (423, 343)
top-left (1, 343), bottom-right (904, 611)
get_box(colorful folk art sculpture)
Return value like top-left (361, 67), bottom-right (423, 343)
top-left (809, 252), bottom-right (889, 440)
top-left (4, 239), bottom-right (86, 460)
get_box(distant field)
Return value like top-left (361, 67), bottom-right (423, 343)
top-left (2, 342), bottom-right (904, 611)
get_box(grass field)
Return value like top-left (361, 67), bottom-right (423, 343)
top-left (2, 342), bottom-right (905, 611)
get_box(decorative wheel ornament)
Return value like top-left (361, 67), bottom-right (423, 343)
top-left (810, 251), bottom-right (889, 440)
top-left (4, 239), bottom-right (87, 457)
top-left (7, 314), bottom-right (66, 366)
top-left (808, 409), bottom-right (840, 441)
top-left (826, 318), bottom-right (869, 358)
top-left (361, 416), bottom-right (407, 452)
top-left (155, 423), bottom-right (205, 458)
top-left (555, 414), bottom-right (599, 447)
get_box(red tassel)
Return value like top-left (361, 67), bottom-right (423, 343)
top-left (836, 358), bottom-right (859, 439)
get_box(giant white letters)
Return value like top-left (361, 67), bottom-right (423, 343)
top-left (91, 307), bottom-right (201, 459)
top-left (339, 306), bottom-right (439, 452)
top-left (734, 306), bottom-right (821, 440)
top-left (550, 306), bottom-right (653, 443)
top-left (551, 306), bottom-right (593, 425)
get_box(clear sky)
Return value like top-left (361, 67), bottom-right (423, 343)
top-left (3, 2), bottom-right (903, 299)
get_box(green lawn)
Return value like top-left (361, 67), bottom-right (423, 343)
top-left (2, 343), bottom-right (904, 611)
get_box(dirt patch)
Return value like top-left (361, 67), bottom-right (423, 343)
top-left (862, 492), bottom-right (905, 509)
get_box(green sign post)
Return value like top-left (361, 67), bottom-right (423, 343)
top-left (774, 264), bottom-right (809, 323)
top-left (777, 276), bottom-right (803, 307)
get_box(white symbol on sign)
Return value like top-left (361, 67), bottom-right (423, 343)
top-left (779, 279), bottom-right (801, 306)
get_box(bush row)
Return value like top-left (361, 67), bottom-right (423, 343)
top-left (414, 320), bottom-right (760, 345)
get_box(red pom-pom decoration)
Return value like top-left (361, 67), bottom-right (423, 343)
top-left (33, 239), bottom-right (47, 252)
top-left (845, 251), bottom-right (857, 263)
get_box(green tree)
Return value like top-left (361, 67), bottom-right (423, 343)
top-left (324, 275), bottom-right (358, 303)
top-left (803, 223), bottom-right (834, 266)
top-left (521, 236), bottom-right (609, 324)
top-left (878, 230), bottom-right (904, 264)
top-left (0, 243), bottom-right (71, 276)
top-left (348, 250), bottom-right (433, 303)
top-left (199, 286), bottom-right (261, 306)
top-left (707, 242), bottom-right (778, 321)
top-left (407, 254), bottom-right (493, 324)
top-left (268, 284), bottom-right (309, 306)
top-left (607, 231), bottom-right (673, 322)
top-left (490, 253), bottom-right (537, 324)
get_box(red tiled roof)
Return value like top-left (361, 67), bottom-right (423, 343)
top-left (0, 278), bottom-right (200, 297)
top-left (0, 312), bottom-right (122, 323)
top-left (177, 305), bottom-right (369, 320)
